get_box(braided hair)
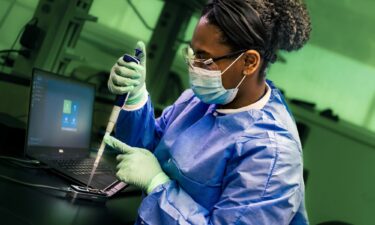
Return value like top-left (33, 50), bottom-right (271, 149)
top-left (202, 0), bottom-right (312, 77)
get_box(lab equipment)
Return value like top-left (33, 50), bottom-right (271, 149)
top-left (107, 41), bottom-right (147, 106)
top-left (86, 42), bottom-right (145, 188)
top-left (66, 185), bottom-right (108, 202)
top-left (104, 134), bottom-right (170, 194)
top-left (12, 0), bottom-right (96, 76)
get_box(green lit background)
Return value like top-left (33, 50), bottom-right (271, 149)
top-left (0, 1), bottom-right (374, 225)
top-left (1, 0), bottom-right (373, 132)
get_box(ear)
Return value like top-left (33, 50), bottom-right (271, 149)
top-left (243, 50), bottom-right (261, 76)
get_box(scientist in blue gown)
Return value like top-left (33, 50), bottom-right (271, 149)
top-left (104, 0), bottom-right (312, 224)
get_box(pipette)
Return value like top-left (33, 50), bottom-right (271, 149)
top-left (86, 48), bottom-right (143, 188)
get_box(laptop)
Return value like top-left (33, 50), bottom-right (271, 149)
top-left (25, 68), bottom-right (127, 197)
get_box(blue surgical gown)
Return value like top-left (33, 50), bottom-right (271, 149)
top-left (115, 80), bottom-right (309, 224)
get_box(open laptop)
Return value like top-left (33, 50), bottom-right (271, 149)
top-left (25, 68), bottom-right (127, 197)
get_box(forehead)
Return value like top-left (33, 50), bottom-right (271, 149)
top-left (191, 16), bottom-right (232, 55)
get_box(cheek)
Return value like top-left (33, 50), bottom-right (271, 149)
top-left (221, 73), bottom-right (233, 89)
top-left (221, 65), bottom-right (243, 89)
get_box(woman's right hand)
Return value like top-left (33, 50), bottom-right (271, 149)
top-left (108, 41), bottom-right (147, 105)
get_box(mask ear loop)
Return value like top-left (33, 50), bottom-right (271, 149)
top-left (220, 52), bottom-right (247, 89)
top-left (221, 53), bottom-right (245, 75)
top-left (235, 74), bottom-right (247, 89)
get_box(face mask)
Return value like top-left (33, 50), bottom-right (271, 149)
top-left (189, 53), bottom-right (246, 105)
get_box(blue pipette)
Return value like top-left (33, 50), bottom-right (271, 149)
top-left (86, 48), bottom-right (142, 188)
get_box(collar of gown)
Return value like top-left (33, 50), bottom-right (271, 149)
top-left (216, 82), bottom-right (271, 115)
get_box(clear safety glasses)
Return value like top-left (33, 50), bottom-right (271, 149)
top-left (182, 46), bottom-right (247, 71)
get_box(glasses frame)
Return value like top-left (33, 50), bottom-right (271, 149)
top-left (184, 47), bottom-right (247, 67)
top-left (209, 49), bottom-right (248, 64)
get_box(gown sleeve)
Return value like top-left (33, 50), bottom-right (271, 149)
top-left (114, 95), bottom-right (175, 151)
top-left (136, 128), bottom-right (306, 225)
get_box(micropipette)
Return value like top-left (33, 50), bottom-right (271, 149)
top-left (85, 48), bottom-right (143, 188)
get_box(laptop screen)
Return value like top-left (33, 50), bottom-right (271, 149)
top-left (26, 69), bottom-right (95, 156)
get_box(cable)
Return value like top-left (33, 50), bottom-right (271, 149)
top-left (0, 174), bottom-right (69, 192)
top-left (14, 114), bottom-right (28, 119)
top-left (8, 161), bottom-right (49, 169)
top-left (0, 49), bottom-right (29, 54)
top-left (0, 26), bottom-right (25, 72)
top-left (2, 158), bottom-right (50, 169)
top-left (125, 0), bottom-right (190, 44)
top-left (124, 0), bottom-right (191, 45)
top-left (126, 0), bottom-right (154, 31)
top-left (0, 0), bottom-right (17, 30)
top-left (0, 156), bottom-right (40, 165)
top-left (0, 17), bottom-right (37, 73)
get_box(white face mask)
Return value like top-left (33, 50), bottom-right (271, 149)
top-left (188, 53), bottom-right (246, 105)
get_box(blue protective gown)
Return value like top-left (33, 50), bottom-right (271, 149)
top-left (115, 80), bottom-right (309, 225)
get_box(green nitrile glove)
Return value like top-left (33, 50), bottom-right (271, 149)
top-left (108, 41), bottom-right (148, 105)
top-left (104, 134), bottom-right (170, 194)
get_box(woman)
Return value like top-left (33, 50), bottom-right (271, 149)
top-left (105, 0), bottom-right (312, 224)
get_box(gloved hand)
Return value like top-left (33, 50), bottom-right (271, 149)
top-left (108, 41), bottom-right (147, 105)
top-left (104, 134), bottom-right (170, 194)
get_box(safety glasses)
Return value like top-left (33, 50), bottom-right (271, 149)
top-left (182, 46), bottom-right (247, 71)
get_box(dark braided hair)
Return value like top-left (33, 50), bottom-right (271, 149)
top-left (202, 0), bottom-right (312, 77)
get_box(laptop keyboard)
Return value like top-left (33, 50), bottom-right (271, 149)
top-left (51, 158), bottom-right (114, 176)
